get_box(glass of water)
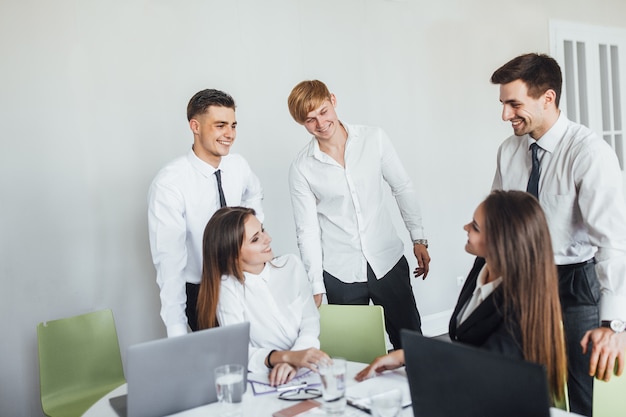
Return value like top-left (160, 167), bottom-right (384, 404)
top-left (369, 388), bottom-right (403, 417)
top-left (318, 358), bottom-right (347, 415)
top-left (214, 363), bottom-right (245, 415)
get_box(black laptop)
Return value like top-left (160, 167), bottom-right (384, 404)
top-left (401, 330), bottom-right (551, 417)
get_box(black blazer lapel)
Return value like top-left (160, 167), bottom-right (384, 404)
top-left (449, 257), bottom-right (486, 337)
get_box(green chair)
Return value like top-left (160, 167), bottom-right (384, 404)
top-left (552, 321), bottom-right (569, 412)
top-left (37, 309), bottom-right (126, 417)
top-left (319, 304), bottom-right (388, 364)
top-left (593, 364), bottom-right (626, 417)
top-left (552, 381), bottom-right (569, 412)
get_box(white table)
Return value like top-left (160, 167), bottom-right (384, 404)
top-left (84, 362), bottom-right (409, 417)
top-left (83, 361), bottom-right (579, 417)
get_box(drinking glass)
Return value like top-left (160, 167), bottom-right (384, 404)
top-left (318, 358), bottom-right (347, 415)
top-left (369, 388), bottom-right (403, 417)
top-left (214, 363), bottom-right (245, 416)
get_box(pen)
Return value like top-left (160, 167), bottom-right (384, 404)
top-left (276, 382), bottom-right (308, 392)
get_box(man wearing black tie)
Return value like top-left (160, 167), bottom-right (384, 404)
top-left (490, 53), bottom-right (626, 417)
top-left (148, 89), bottom-right (264, 337)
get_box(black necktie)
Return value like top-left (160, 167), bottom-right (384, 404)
top-left (527, 143), bottom-right (540, 198)
top-left (214, 169), bottom-right (227, 208)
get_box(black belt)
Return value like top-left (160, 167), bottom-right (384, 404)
top-left (557, 258), bottom-right (595, 270)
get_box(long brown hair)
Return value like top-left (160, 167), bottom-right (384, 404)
top-left (196, 206), bottom-right (256, 330)
top-left (483, 190), bottom-right (566, 402)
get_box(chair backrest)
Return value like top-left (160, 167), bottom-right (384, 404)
top-left (552, 382), bottom-right (569, 411)
top-left (593, 367), bottom-right (626, 417)
top-left (37, 309), bottom-right (126, 417)
top-left (319, 304), bottom-right (387, 363)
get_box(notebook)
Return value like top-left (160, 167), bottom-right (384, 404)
top-left (401, 329), bottom-right (552, 417)
top-left (110, 322), bottom-right (249, 417)
top-left (248, 368), bottom-right (322, 395)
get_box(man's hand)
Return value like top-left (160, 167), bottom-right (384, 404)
top-left (413, 244), bottom-right (431, 279)
top-left (313, 293), bottom-right (323, 308)
top-left (581, 327), bottom-right (626, 381)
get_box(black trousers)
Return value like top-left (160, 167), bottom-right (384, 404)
top-left (323, 256), bottom-right (422, 350)
top-left (557, 259), bottom-right (599, 417)
top-left (185, 282), bottom-right (200, 332)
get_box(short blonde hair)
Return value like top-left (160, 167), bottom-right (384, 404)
top-left (287, 80), bottom-right (332, 124)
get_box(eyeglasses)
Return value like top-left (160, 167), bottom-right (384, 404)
top-left (278, 387), bottom-right (322, 401)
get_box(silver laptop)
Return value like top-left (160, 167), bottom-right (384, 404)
top-left (110, 322), bottom-right (249, 417)
top-left (401, 329), bottom-right (551, 417)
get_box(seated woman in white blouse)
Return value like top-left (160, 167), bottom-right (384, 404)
top-left (196, 206), bottom-right (329, 386)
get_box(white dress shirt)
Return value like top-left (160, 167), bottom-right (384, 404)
top-left (216, 254), bottom-right (320, 374)
top-left (458, 264), bottom-right (503, 324)
top-left (492, 113), bottom-right (626, 320)
top-left (148, 149), bottom-right (264, 337)
top-left (288, 123), bottom-right (426, 295)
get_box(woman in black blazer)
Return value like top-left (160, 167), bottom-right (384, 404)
top-left (448, 256), bottom-right (523, 358)
top-left (357, 190), bottom-right (567, 405)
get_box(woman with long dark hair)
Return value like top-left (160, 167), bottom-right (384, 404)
top-left (196, 206), bottom-right (329, 386)
top-left (357, 190), bottom-right (567, 404)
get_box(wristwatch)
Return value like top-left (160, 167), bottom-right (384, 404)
top-left (601, 319), bottom-right (626, 333)
top-left (413, 239), bottom-right (428, 248)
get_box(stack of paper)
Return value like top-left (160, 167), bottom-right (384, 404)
top-left (345, 368), bottom-right (412, 412)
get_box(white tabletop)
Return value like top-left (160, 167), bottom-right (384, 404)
top-left (84, 362), bottom-right (409, 417)
top-left (83, 361), bottom-right (579, 417)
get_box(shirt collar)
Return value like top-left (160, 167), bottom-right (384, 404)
top-left (307, 121), bottom-right (354, 161)
top-left (187, 147), bottom-right (222, 177)
top-left (529, 111), bottom-right (567, 153)
top-left (243, 262), bottom-right (271, 282)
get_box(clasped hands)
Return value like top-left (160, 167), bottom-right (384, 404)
top-left (267, 347), bottom-right (330, 386)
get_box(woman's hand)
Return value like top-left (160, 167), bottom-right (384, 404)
top-left (354, 350), bottom-right (405, 381)
top-left (278, 348), bottom-right (330, 372)
top-left (268, 362), bottom-right (297, 386)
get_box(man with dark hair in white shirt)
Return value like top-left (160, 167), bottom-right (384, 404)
top-left (148, 89), bottom-right (264, 337)
top-left (491, 53), bottom-right (626, 417)
top-left (287, 80), bottom-right (431, 350)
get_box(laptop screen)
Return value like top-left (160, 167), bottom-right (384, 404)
top-left (401, 329), bottom-right (551, 417)
top-left (121, 322), bottom-right (249, 417)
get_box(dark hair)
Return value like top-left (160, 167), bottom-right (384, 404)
top-left (491, 53), bottom-right (563, 107)
top-left (187, 89), bottom-right (236, 121)
top-left (482, 190), bottom-right (566, 403)
top-left (196, 206), bottom-right (255, 329)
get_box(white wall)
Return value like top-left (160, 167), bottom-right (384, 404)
top-left (1, 1), bottom-right (625, 415)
